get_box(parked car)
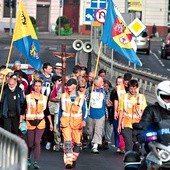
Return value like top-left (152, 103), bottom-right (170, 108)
top-left (133, 30), bottom-right (150, 55)
top-left (160, 33), bottom-right (170, 59)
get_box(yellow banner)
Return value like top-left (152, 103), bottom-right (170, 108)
top-left (128, 0), bottom-right (142, 12)
top-left (13, 0), bottom-right (37, 41)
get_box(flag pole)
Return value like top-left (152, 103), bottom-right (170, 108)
top-left (88, 41), bottom-right (103, 110)
top-left (0, 39), bottom-right (14, 101)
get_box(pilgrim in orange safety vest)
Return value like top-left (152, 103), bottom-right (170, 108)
top-left (25, 93), bottom-right (47, 130)
top-left (119, 93), bottom-right (147, 128)
top-left (57, 92), bottom-right (88, 166)
top-left (59, 92), bottom-right (87, 130)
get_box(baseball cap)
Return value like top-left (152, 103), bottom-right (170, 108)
top-left (123, 73), bottom-right (132, 81)
top-left (55, 62), bottom-right (62, 69)
top-left (14, 60), bottom-right (21, 65)
top-left (67, 78), bottom-right (77, 86)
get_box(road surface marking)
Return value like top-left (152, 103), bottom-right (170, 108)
top-left (151, 50), bottom-right (165, 67)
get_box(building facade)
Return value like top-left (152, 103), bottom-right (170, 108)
top-left (0, 0), bottom-right (169, 36)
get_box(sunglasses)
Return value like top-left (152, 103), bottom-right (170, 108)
top-left (79, 86), bottom-right (86, 89)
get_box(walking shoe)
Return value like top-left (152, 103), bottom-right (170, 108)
top-left (103, 142), bottom-right (109, 150)
top-left (82, 142), bottom-right (87, 150)
top-left (53, 144), bottom-right (60, 151)
top-left (116, 148), bottom-right (125, 154)
top-left (91, 148), bottom-right (99, 154)
top-left (27, 158), bottom-right (32, 167)
top-left (119, 149), bottom-right (125, 154)
top-left (33, 161), bottom-right (40, 169)
top-left (60, 142), bottom-right (64, 150)
top-left (65, 164), bottom-right (72, 169)
top-left (72, 161), bottom-right (76, 168)
top-left (116, 148), bottom-right (121, 153)
top-left (45, 142), bottom-right (51, 150)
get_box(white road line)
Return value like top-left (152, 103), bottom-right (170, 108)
top-left (158, 50), bottom-right (161, 54)
top-left (150, 50), bottom-right (165, 67)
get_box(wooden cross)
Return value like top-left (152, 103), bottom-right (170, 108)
top-left (53, 44), bottom-right (75, 92)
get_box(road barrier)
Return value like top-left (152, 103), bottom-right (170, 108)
top-left (91, 26), bottom-right (169, 104)
top-left (0, 128), bottom-right (28, 170)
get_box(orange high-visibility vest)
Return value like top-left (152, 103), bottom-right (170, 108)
top-left (26, 93), bottom-right (47, 130)
top-left (121, 93), bottom-right (146, 128)
top-left (60, 92), bottom-right (85, 130)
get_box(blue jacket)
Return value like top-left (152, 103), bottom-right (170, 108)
top-left (1, 85), bottom-right (25, 118)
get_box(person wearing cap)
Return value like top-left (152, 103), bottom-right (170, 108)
top-left (12, 60), bottom-right (28, 82)
top-left (53, 62), bottom-right (62, 76)
top-left (57, 78), bottom-right (88, 169)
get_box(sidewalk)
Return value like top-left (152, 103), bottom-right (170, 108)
top-left (0, 31), bottom-right (91, 40)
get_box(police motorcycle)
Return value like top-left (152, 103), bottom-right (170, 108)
top-left (123, 121), bottom-right (170, 170)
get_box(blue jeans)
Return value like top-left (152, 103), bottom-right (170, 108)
top-left (112, 119), bottom-right (119, 147)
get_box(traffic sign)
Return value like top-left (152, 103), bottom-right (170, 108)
top-left (128, 18), bottom-right (146, 37)
top-left (85, 8), bottom-right (96, 21)
top-left (95, 8), bottom-right (106, 24)
top-left (91, 21), bottom-right (101, 27)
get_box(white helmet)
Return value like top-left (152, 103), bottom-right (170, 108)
top-left (156, 80), bottom-right (170, 110)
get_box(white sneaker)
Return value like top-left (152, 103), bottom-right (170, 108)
top-left (91, 147), bottom-right (99, 154)
top-left (53, 144), bottom-right (60, 151)
top-left (45, 142), bottom-right (51, 150)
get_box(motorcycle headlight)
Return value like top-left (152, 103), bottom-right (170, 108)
top-left (158, 150), bottom-right (170, 162)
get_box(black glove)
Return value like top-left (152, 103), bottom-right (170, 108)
top-left (134, 129), bottom-right (145, 143)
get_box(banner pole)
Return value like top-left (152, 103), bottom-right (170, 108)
top-left (88, 41), bottom-right (103, 110)
top-left (0, 40), bottom-right (14, 101)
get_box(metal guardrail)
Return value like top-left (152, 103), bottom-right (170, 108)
top-left (91, 26), bottom-right (169, 104)
top-left (0, 128), bottom-right (28, 170)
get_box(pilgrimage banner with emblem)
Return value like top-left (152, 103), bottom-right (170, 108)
top-left (13, 0), bottom-right (42, 70)
top-left (101, 0), bottom-right (142, 66)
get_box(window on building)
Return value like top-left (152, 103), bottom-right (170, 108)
top-left (85, 25), bottom-right (91, 31)
top-left (3, 0), bottom-right (16, 18)
top-left (64, 0), bottom-right (80, 3)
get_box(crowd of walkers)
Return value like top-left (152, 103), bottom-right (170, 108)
top-left (0, 60), bottom-right (147, 169)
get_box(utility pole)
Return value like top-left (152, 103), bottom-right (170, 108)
top-left (53, 44), bottom-right (75, 92)
top-left (5, 0), bottom-right (15, 36)
top-left (9, 0), bottom-right (13, 36)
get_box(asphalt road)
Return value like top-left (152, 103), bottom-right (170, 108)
top-left (28, 145), bottom-right (124, 170)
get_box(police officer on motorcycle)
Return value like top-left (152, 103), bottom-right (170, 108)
top-left (124, 80), bottom-right (170, 170)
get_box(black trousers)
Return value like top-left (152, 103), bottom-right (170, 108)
top-left (121, 127), bottom-right (133, 152)
top-left (3, 116), bottom-right (19, 135)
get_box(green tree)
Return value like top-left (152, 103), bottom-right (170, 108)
top-left (29, 16), bottom-right (39, 35)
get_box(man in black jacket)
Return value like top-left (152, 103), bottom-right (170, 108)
top-left (1, 77), bottom-right (25, 135)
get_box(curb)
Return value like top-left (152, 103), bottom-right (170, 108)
top-left (0, 32), bottom-right (91, 40)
